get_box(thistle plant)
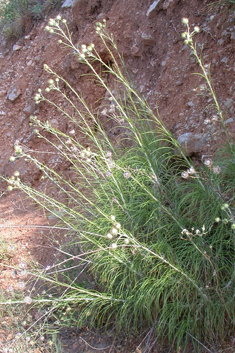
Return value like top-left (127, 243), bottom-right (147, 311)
top-left (1, 16), bottom-right (235, 352)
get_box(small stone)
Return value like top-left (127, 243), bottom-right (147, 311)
top-left (23, 103), bottom-right (35, 115)
top-left (230, 32), bottom-right (235, 40)
top-left (222, 30), bottom-right (228, 36)
top-left (141, 33), bottom-right (155, 45)
top-left (131, 45), bottom-right (141, 57)
top-left (224, 98), bottom-right (233, 110)
top-left (7, 86), bottom-right (22, 102)
top-left (0, 90), bottom-right (6, 97)
top-left (62, 0), bottom-right (74, 7)
top-left (163, 0), bottom-right (178, 10)
top-left (217, 38), bottom-right (224, 45)
top-left (177, 132), bottom-right (210, 155)
top-left (24, 34), bottom-right (31, 40)
top-left (146, 0), bottom-right (163, 18)
top-left (187, 101), bottom-right (194, 107)
top-left (13, 45), bottom-right (22, 51)
top-left (225, 118), bottom-right (233, 124)
top-left (176, 80), bottom-right (182, 86)
top-left (50, 118), bottom-right (59, 128)
top-left (221, 57), bottom-right (227, 63)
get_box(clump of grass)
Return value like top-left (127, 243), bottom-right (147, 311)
top-left (1, 16), bottom-right (235, 352)
top-left (0, 0), bottom-right (62, 41)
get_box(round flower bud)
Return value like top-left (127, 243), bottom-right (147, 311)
top-left (111, 227), bottom-right (118, 236)
top-left (24, 296), bottom-right (32, 305)
top-left (9, 156), bottom-right (15, 162)
top-left (181, 171), bottom-right (189, 179)
top-left (124, 238), bottom-right (129, 245)
top-left (231, 224), bottom-right (235, 229)
top-left (56, 15), bottom-right (61, 20)
top-left (182, 18), bottom-right (189, 25)
top-left (115, 222), bottom-right (121, 230)
top-left (106, 233), bottom-right (113, 239)
top-left (111, 243), bottom-right (117, 249)
top-left (215, 217), bottom-right (220, 223)
top-left (14, 171), bottom-right (20, 177)
top-left (110, 215), bottom-right (115, 221)
top-left (7, 185), bottom-right (13, 191)
top-left (194, 26), bottom-right (200, 33)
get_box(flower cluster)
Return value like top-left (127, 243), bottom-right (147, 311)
top-left (181, 224), bottom-right (206, 239)
top-left (106, 216), bottom-right (130, 248)
top-left (203, 158), bottom-right (221, 174)
top-left (95, 19), bottom-right (106, 34)
top-left (45, 15), bottom-right (66, 34)
top-left (80, 147), bottom-right (93, 163)
top-left (7, 171), bottom-right (21, 191)
top-left (181, 166), bottom-right (196, 179)
top-left (181, 18), bottom-right (200, 45)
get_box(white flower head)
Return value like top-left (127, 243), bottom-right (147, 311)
top-left (111, 243), bottom-right (117, 249)
top-left (115, 222), bottom-right (121, 230)
top-left (182, 18), bottom-right (189, 25)
top-left (181, 171), bottom-right (189, 179)
top-left (106, 233), bottom-right (113, 239)
top-left (124, 171), bottom-right (131, 178)
top-left (24, 296), bottom-right (32, 305)
top-left (188, 166), bottom-right (195, 175)
top-left (106, 151), bottom-right (112, 158)
top-left (204, 158), bottom-right (213, 167)
top-left (212, 165), bottom-right (221, 175)
top-left (111, 227), bottom-right (118, 236)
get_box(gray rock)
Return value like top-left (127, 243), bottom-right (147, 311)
top-left (225, 118), bottom-right (233, 125)
top-left (163, 0), bottom-right (179, 10)
top-left (224, 98), bottom-right (233, 110)
top-left (187, 101), bottom-right (194, 107)
top-left (131, 45), bottom-right (141, 57)
top-left (230, 32), bottom-right (235, 40)
top-left (7, 86), bottom-right (22, 102)
top-left (62, 0), bottom-right (74, 7)
top-left (146, 1), bottom-right (163, 18)
top-left (221, 57), bottom-right (227, 63)
top-left (12, 45), bottom-right (22, 51)
top-left (141, 33), bottom-right (155, 45)
top-left (23, 103), bottom-right (35, 115)
top-left (217, 39), bottom-right (224, 45)
top-left (177, 132), bottom-right (210, 155)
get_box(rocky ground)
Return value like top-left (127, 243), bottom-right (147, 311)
top-left (0, 0), bottom-right (235, 352)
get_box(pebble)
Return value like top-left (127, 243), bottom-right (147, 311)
top-left (13, 45), bottom-right (22, 51)
top-left (230, 32), bottom-right (235, 40)
top-left (221, 57), bottom-right (227, 63)
top-left (225, 118), bottom-right (233, 124)
top-left (7, 86), bottom-right (22, 102)
top-left (224, 98), bottom-right (233, 109)
top-left (146, 0), bottom-right (162, 18)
